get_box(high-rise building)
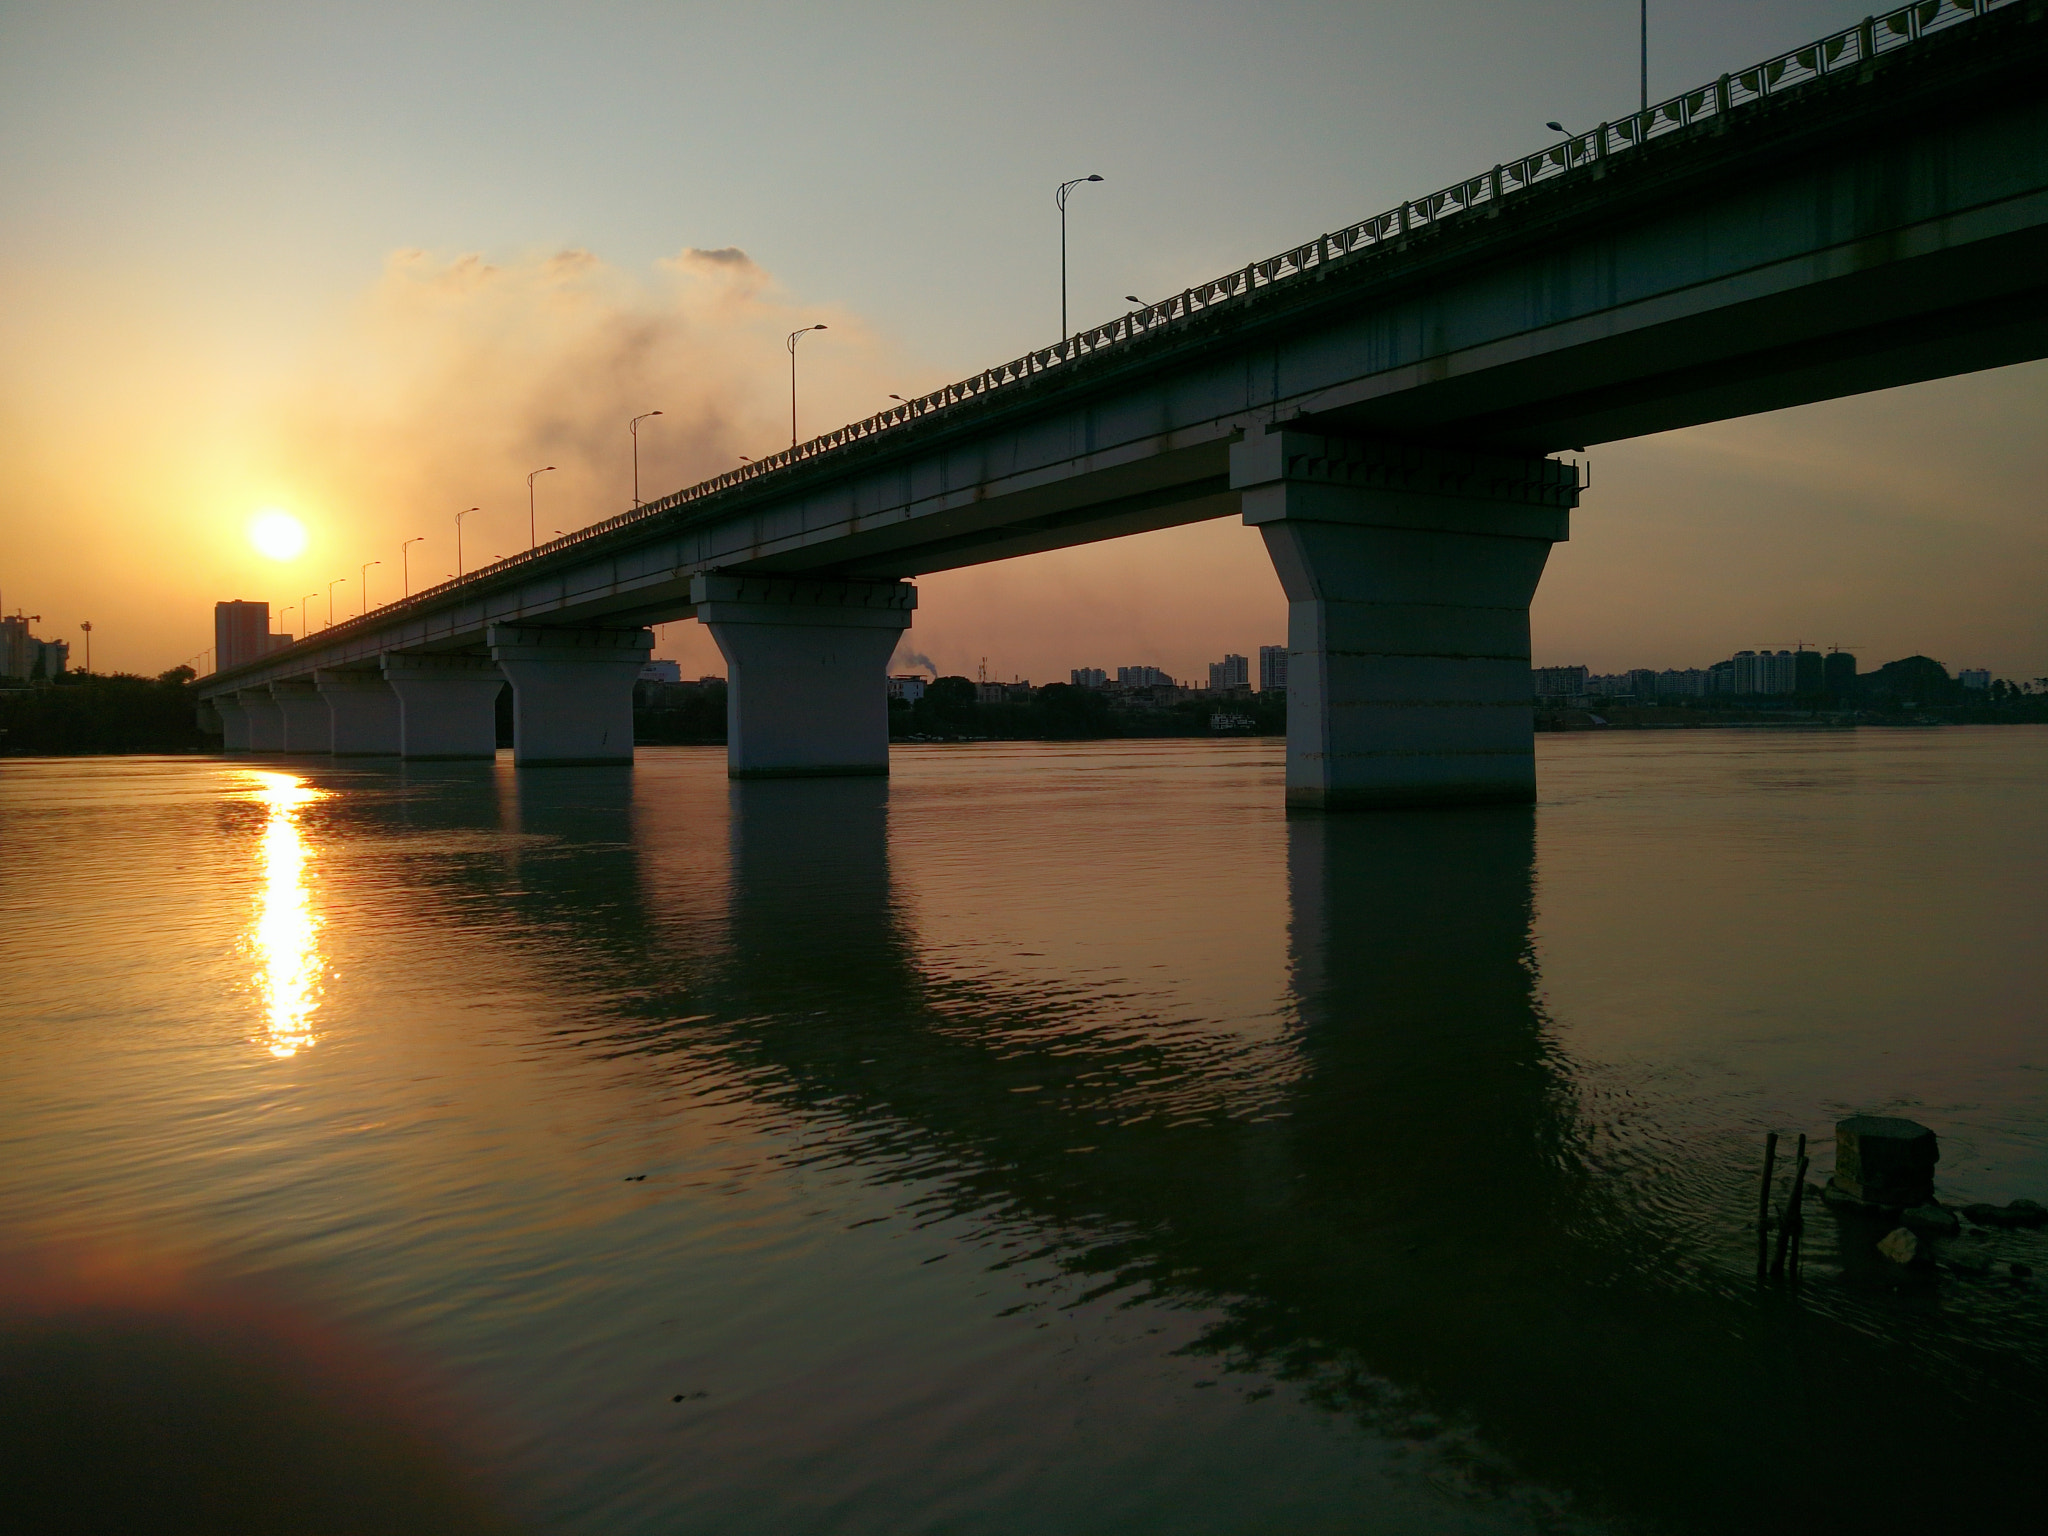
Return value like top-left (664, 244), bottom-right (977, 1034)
top-left (1258, 645), bottom-right (1288, 693)
top-left (1823, 651), bottom-right (1857, 699)
top-left (214, 600), bottom-right (274, 671)
top-left (1657, 669), bottom-right (1712, 696)
top-left (1116, 665), bottom-right (1173, 688)
top-left (1731, 649), bottom-right (1798, 695)
top-left (1070, 668), bottom-right (1107, 688)
top-left (1959, 668), bottom-right (1991, 690)
top-left (1794, 649), bottom-right (1826, 695)
top-left (1532, 665), bottom-right (1588, 698)
top-left (1, 615), bottom-right (67, 681)
top-left (1207, 653), bottom-right (1249, 692)
top-left (887, 675), bottom-right (927, 701)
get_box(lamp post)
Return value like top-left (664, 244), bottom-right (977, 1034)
top-left (1056, 174), bottom-right (1104, 341)
top-left (327, 578), bottom-right (346, 628)
top-left (401, 537), bottom-right (423, 597)
top-left (630, 412), bottom-right (662, 506)
top-left (526, 466), bottom-right (555, 548)
top-left (79, 620), bottom-right (92, 674)
top-left (279, 605), bottom-right (295, 641)
top-left (303, 593), bottom-right (318, 634)
top-left (786, 327), bottom-right (826, 448)
top-left (455, 507), bottom-right (478, 580)
top-left (360, 560), bottom-right (380, 615)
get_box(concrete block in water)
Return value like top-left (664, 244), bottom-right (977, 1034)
top-left (1902, 1204), bottom-right (1961, 1239)
top-left (1833, 1116), bottom-right (1938, 1207)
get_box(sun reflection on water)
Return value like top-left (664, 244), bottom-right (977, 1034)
top-left (243, 770), bottom-right (327, 1058)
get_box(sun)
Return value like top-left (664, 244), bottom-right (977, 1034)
top-left (249, 509), bottom-right (309, 562)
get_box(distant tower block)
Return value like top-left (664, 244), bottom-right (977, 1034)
top-left (214, 600), bottom-right (272, 671)
top-left (1831, 1116), bottom-right (1939, 1207)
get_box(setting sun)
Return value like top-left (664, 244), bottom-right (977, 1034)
top-left (248, 508), bottom-right (308, 562)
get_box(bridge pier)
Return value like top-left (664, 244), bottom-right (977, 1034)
top-left (380, 654), bottom-right (503, 761)
top-left (692, 575), bottom-right (916, 778)
top-left (269, 679), bottom-right (332, 753)
top-left (1232, 429), bottom-right (1575, 810)
top-left (213, 695), bottom-right (251, 752)
top-left (487, 625), bottom-right (653, 767)
top-left (317, 669), bottom-right (402, 756)
top-left (237, 688), bottom-right (286, 753)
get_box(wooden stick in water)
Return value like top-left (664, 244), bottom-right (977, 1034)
top-left (1772, 1132), bottom-right (1807, 1278)
top-left (1757, 1131), bottom-right (1779, 1278)
top-left (1786, 1142), bottom-right (1811, 1279)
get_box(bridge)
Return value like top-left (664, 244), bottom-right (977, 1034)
top-left (199, 0), bottom-right (2048, 808)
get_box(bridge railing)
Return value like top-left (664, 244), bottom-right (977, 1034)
top-left (214, 0), bottom-right (2017, 678)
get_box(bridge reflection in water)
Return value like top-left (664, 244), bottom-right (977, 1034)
top-left (404, 757), bottom-right (2043, 1532)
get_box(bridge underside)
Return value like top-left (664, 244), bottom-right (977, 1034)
top-left (197, 7), bottom-right (2048, 805)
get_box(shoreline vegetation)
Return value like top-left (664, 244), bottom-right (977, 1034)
top-left (4, 664), bottom-right (2044, 757)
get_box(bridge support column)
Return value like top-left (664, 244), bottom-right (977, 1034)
top-left (1232, 429), bottom-right (1576, 810)
top-left (692, 575), bottom-right (916, 778)
top-left (236, 689), bottom-right (285, 753)
top-left (316, 669), bottom-right (401, 756)
top-left (381, 654), bottom-right (504, 761)
top-left (269, 679), bottom-right (331, 753)
top-left (212, 695), bottom-right (251, 751)
top-left (487, 625), bottom-right (654, 766)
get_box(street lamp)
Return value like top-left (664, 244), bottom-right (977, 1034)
top-left (630, 412), bottom-right (662, 506)
top-left (527, 466), bottom-right (556, 548)
top-left (327, 577), bottom-right (347, 628)
top-left (360, 560), bottom-right (381, 614)
top-left (401, 537), bottom-right (424, 596)
top-left (303, 593), bottom-right (318, 634)
top-left (279, 604), bottom-right (295, 638)
top-left (1056, 174), bottom-right (1104, 341)
top-left (79, 620), bottom-right (92, 674)
top-left (787, 327), bottom-right (826, 448)
top-left (455, 507), bottom-right (478, 579)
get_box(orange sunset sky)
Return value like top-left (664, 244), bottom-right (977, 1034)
top-left (4, 0), bottom-right (2044, 683)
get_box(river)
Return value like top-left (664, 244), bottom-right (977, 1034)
top-left (3, 729), bottom-right (2045, 1533)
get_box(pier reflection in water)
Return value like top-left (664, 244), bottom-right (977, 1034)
top-left (2, 736), bottom-right (2046, 1535)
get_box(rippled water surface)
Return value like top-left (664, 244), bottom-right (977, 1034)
top-left (4, 730), bottom-right (2047, 1533)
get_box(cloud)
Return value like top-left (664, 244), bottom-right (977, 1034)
top-left (261, 245), bottom-right (890, 580)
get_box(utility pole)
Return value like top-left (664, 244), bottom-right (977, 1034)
top-left (787, 327), bottom-right (827, 448)
top-left (1641, 0), bottom-right (1649, 112)
top-left (1056, 174), bottom-right (1104, 341)
top-left (527, 467), bottom-right (555, 548)
top-left (455, 507), bottom-right (477, 580)
top-left (630, 412), bottom-right (662, 506)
